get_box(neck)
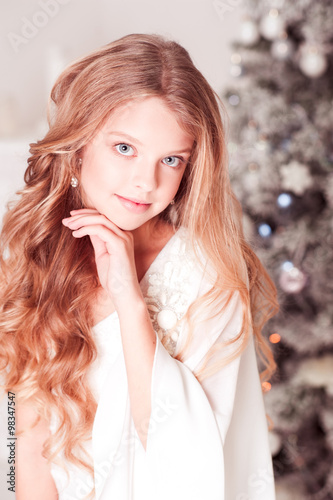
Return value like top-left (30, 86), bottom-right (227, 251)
top-left (131, 217), bottom-right (163, 253)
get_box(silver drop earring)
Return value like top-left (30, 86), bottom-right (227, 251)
top-left (71, 176), bottom-right (79, 188)
top-left (71, 157), bottom-right (82, 188)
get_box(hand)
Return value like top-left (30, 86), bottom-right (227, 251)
top-left (62, 209), bottom-right (143, 308)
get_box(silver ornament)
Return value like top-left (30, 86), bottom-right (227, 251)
top-left (239, 18), bottom-right (260, 46)
top-left (279, 265), bottom-right (307, 294)
top-left (299, 43), bottom-right (327, 78)
top-left (259, 9), bottom-right (285, 41)
top-left (271, 38), bottom-right (294, 60)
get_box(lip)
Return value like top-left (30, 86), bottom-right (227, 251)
top-left (115, 194), bottom-right (152, 214)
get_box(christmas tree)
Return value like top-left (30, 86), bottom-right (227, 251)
top-left (220, 0), bottom-right (333, 498)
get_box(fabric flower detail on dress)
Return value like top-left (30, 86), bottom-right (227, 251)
top-left (143, 234), bottom-right (195, 357)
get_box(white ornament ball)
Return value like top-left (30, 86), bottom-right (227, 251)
top-left (280, 161), bottom-right (312, 195)
top-left (259, 9), bottom-right (285, 41)
top-left (254, 136), bottom-right (271, 152)
top-left (239, 18), bottom-right (260, 46)
top-left (299, 44), bottom-right (327, 78)
top-left (279, 266), bottom-right (307, 294)
top-left (293, 355), bottom-right (333, 390)
top-left (230, 64), bottom-right (243, 78)
top-left (271, 38), bottom-right (294, 60)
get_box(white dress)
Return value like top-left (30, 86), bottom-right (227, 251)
top-left (50, 226), bottom-right (276, 500)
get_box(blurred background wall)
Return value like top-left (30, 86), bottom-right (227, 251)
top-left (1, 0), bottom-right (242, 137)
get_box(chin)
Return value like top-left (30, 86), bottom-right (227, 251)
top-left (107, 216), bottom-right (147, 232)
top-left (118, 223), bottom-right (141, 231)
top-left (104, 209), bottom-right (163, 232)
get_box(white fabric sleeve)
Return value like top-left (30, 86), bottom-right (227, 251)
top-left (145, 291), bottom-right (275, 500)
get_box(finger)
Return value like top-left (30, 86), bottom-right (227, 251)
top-left (89, 233), bottom-right (108, 257)
top-left (63, 214), bottom-right (124, 237)
top-left (65, 212), bottom-right (114, 227)
top-left (70, 224), bottom-right (121, 248)
top-left (64, 213), bottom-right (106, 226)
top-left (72, 225), bottom-right (127, 259)
top-left (63, 209), bottom-right (100, 224)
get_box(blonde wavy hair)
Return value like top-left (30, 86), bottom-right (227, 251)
top-left (0, 33), bottom-right (278, 494)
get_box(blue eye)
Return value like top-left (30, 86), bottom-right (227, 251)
top-left (162, 156), bottom-right (182, 167)
top-left (115, 143), bottom-right (134, 156)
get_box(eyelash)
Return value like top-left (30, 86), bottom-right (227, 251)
top-left (113, 143), bottom-right (185, 169)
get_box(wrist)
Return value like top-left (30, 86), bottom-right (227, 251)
top-left (117, 295), bottom-right (153, 335)
top-left (115, 287), bottom-right (147, 315)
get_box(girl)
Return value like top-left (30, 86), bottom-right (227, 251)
top-left (0, 34), bottom-right (278, 500)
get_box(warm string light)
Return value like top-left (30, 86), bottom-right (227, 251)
top-left (262, 382), bottom-right (272, 392)
top-left (269, 333), bottom-right (281, 344)
top-left (261, 334), bottom-right (282, 393)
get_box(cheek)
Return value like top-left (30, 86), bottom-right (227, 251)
top-left (155, 175), bottom-right (183, 207)
top-left (81, 153), bottom-right (123, 191)
top-left (166, 169), bottom-right (186, 197)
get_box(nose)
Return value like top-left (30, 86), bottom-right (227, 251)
top-left (131, 157), bottom-right (158, 192)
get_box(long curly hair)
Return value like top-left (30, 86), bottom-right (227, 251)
top-left (0, 33), bottom-right (278, 494)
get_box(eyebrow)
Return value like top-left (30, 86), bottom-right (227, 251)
top-left (107, 131), bottom-right (193, 155)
